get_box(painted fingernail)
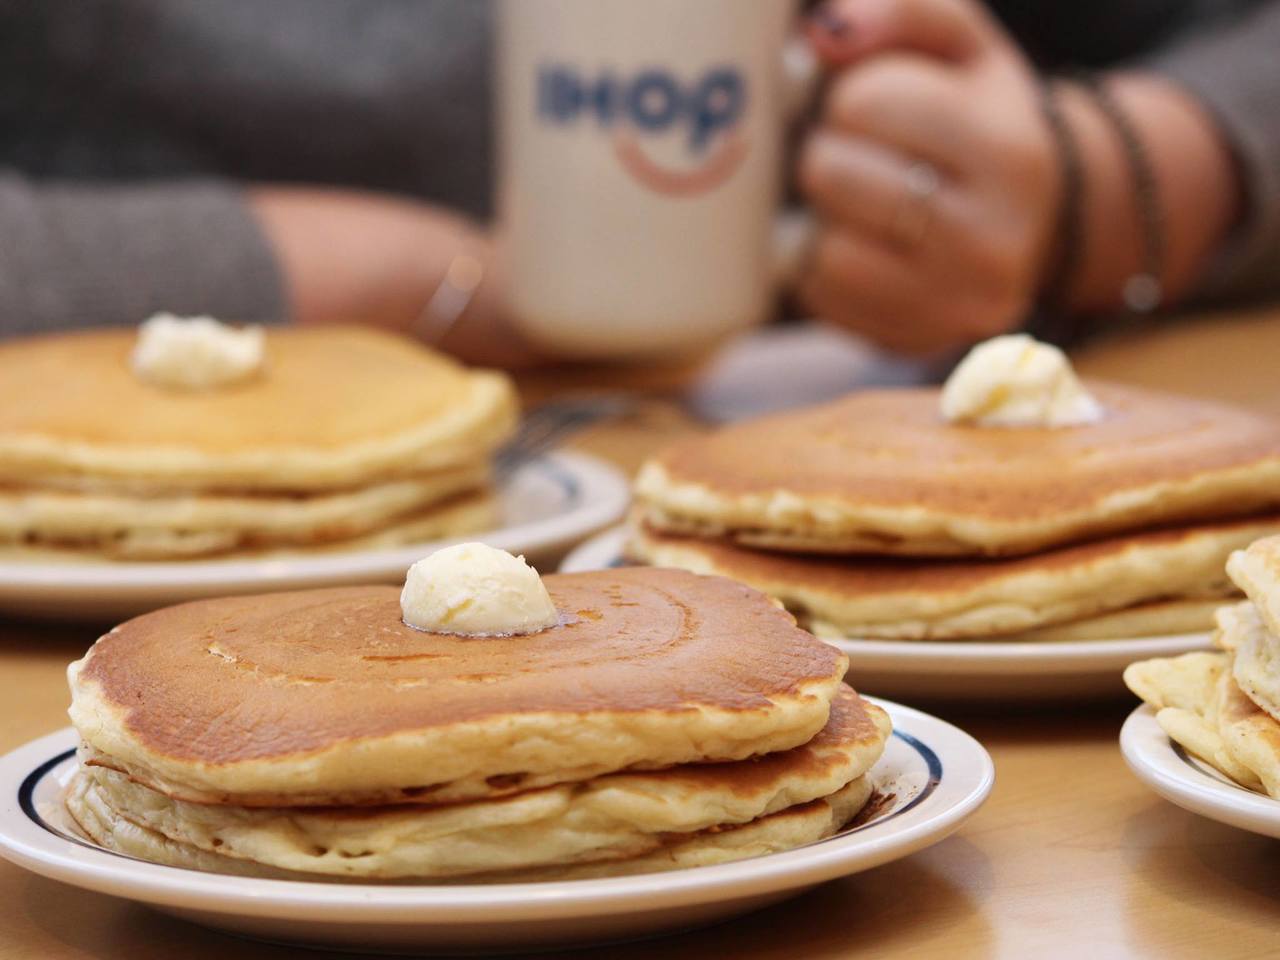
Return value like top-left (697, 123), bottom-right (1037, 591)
top-left (811, 4), bottom-right (853, 38)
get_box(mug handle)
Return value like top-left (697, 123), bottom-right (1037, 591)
top-left (773, 35), bottom-right (820, 286)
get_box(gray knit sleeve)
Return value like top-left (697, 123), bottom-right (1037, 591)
top-left (0, 174), bottom-right (287, 338)
top-left (1144, 2), bottom-right (1280, 303)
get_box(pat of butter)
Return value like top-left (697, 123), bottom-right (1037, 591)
top-left (941, 334), bottom-right (1103, 428)
top-left (132, 313), bottom-right (264, 390)
top-left (401, 542), bottom-right (560, 636)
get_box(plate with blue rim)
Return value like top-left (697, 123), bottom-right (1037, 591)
top-left (0, 698), bottom-right (991, 954)
top-left (1120, 704), bottom-right (1280, 838)
top-left (561, 526), bottom-right (1214, 702)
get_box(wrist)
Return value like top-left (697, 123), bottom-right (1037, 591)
top-left (1049, 73), bottom-right (1239, 312)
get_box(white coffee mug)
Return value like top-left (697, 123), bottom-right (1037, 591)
top-left (496, 0), bottom-right (815, 359)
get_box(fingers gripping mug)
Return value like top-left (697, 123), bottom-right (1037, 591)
top-left (497, 0), bottom-right (815, 358)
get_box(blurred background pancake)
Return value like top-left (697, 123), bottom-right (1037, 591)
top-left (0, 326), bottom-right (517, 559)
top-left (630, 514), bottom-right (1280, 641)
top-left (636, 384), bottom-right (1280, 558)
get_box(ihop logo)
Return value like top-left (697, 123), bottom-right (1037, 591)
top-left (536, 63), bottom-right (749, 197)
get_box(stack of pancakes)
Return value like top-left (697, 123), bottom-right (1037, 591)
top-left (65, 569), bottom-right (889, 881)
top-left (631, 385), bottom-right (1280, 642)
top-left (1126, 536), bottom-right (1280, 796)
top-left (0, 327), bottom-right (516, 560)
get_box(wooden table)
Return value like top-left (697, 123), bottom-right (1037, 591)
top-left (3, 310), bottom-right (1280, 960)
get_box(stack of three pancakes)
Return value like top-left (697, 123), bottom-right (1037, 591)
top-left (0, 326), bottom-right (516, 560)
top-left (630, 384), bottom-right (1280, 643)
top-left (64, 569), bottom-right (890, 881)
top-left (1126, 536), bottom-right (1280, 796)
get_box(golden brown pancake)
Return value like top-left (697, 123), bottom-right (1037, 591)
top-left (68, 569), bottom-right (849, 806)
top-left (0, 326), bottom-right (517, 493)
top-left (635, 384), bottom-right (1280, 557)
top-left (65, 687), bottom-right (887, 880)
top-left (628, 514), bottom-right (1280, 640)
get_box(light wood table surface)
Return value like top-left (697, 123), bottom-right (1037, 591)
top-left (3, 310), bottom-right (1280, 960)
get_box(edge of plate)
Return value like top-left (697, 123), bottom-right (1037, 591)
top-left (1119, 705), bottom-right (1280, 837)
top-left (0, 699), bottom-right (992, 924)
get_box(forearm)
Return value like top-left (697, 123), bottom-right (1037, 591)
top-left (249, 185), bottom-right (543, 368)
top-left (248, 186), bottom-right (481, 329)
top-left (1054, 72), bottom-right (1240, 313)
top-left (0, 173), bottom-right (285, 338)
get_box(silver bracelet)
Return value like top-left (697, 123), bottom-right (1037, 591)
top-left (411, 253), bottom-right (485, 345)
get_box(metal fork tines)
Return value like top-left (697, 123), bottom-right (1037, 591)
top-left (496, 394), bottom-right (635, 478)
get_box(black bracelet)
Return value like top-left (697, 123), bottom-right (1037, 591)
top-left (1080, 74), bottom-right (1166, 313)
top-left (1036, 79), bottom-right (1085, 311)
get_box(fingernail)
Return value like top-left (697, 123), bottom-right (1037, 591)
top-left (811, 4), bottom-right (854, 38)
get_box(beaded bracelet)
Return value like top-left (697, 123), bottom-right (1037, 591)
top-left (1036, 79), bottom-right (1086, 311)
top-left (1080, 74), bottom-right (1167, 314)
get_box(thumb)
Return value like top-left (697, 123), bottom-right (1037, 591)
top-left (806, 0), bottom-right (996, 67)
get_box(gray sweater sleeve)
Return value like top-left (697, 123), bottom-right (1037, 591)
top-left (0, 174), bottom-right (287, 337)
top-left (1145, 1), bottom-right (1280, 303)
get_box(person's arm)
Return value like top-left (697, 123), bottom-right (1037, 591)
top-left (247, 186), bottom-right (541, 368)
top-left (1050, 71), bottom-right (1240, 312)
top-left (0, 173), bottom-right (540, 367)
top-left (0, 173), bottom-right (285, 338)
top-left (795, 0), bottom-right (1249, 356)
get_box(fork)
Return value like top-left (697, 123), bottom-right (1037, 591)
top-left (495, 394), bottom-right (636, 479)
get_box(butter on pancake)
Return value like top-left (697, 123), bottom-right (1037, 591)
top-left (636, 384), bottom-right (1280, 557)
top-left (401, 543), bottom-right (559, 636)
top-left (66, 686), bottom-right (886, 880)
top-left (941, 334), bottom-right (1102, 428)
top-left (68, 569), bottom-right (849, 807)
top-left (0, 326), bottom-right (517, 493)
top-left (630, 514), bottom-right (1280, 640)
top-left (131, 314), bottom-right (264, 390)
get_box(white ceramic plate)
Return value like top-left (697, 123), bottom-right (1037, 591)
top-left (1121, 705), bottom-right (1280, 838)
top-left (0, 699), bottom-right (991, 954)
top-left (560, 527), bottom-right (1213, 701)
top-left (0, 451), bottom-right (628, 622)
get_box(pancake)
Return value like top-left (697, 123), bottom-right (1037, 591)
top-left (635, 384), bottom-right (1280, 557)
top-left (977, 599), bottom-right (1224, 644)
top-left (489, 777), bottom-right (873, 881)
top-left (627, 515), bottom-right (1280, 640)
top-left (1125, 650), bottom-right (1280, 797)
top-left (68, 569), bottom-right (849, 807)
top-left (66, 773), bottom-right (873, 884)
top-left (0, 326), bottom-right (517, 493)
top-left (0, 464), bottom-right (488, 559)
top-left (66, 687), bottom-right (886, 880)
top-left (1226, 534), bottom-right (1280, 638)
top-left (0, 491), bottom-right (498, 564)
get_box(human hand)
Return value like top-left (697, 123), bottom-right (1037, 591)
top-left (798, 0), bottom-right (1060, 355)
top-left (248, 187), bottom-right (541, 368)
